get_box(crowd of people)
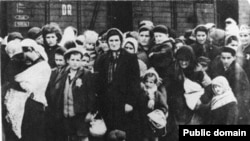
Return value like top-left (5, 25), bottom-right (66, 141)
top-left (1, 17), bottom-right (250, 141)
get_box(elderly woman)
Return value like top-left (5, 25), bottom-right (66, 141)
top-left (94, 28), bottom-right (141, 141)
top-left (163, 45), bottom-right (211, 141)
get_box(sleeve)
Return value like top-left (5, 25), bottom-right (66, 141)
top-left (93, 54), bottom-right (105, 96)
top-left (200, 84), bottom-right (214, 104)
top-left (86, 72), bottom-right (97, 113)
top-left (226, 103), bottom-right (239, 125)
top-left (156, 91), bottom-right (168, 116)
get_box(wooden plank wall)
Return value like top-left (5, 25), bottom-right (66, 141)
top-left (2, 1), bottom-right (216, 37)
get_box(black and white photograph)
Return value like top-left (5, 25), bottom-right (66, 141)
top-left (1, 0), bottom-right (250, 141)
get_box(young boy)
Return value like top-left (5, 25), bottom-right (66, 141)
top-left (149, 25), bottom-right (174, 78)
top-left (191, 25), bottom-right (220, 61)
top-left (46, 48), bottom-right (96, 141)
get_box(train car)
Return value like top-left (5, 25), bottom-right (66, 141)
top-left (0, 0), bottom-right (248, 38)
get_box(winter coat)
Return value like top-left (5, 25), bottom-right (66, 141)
top-left (46, 66), bottom-right (96, 119)
top-left (44, 44), bottom-right (63, 68)
top-left (149, 41), bottom-right (174, 78)
top-left (238, 44), bottom-right (250, 81)
top-left (209, 102), bottom-right (238, 125)
top-left (94, 49), bottom-right (141, 141)
top-left (191, 41), bottom-right (221, 61)
top-left (139, 88), bottom-right (168, 137)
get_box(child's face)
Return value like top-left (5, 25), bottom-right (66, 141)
top-left (99, 40), bottom-right (109, 52)
top-left (124, 43), bottom-right (135, 54)
top-left (45, 33), bottom-right (58, 47)
top-left (67, 53), bottom-right (82, 71)
top-left (82, 56), bottom-right (90, 67)
top-left (226, 40), bottom-right (239, 51)
top-left (154, 32), bottom-right (169, 45)
top-left (213, 84), bottom-right (224, 95)
top-left (85, 42), bottom-right (96, 50)
top-left (196, 31), bottom-right (207, 45)
top-left (145, 76), bottom-right (156, 89)
top-left (55, 54), bottom-right (65, 68)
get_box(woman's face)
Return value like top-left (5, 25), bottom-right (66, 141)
top-left (239, 32), bottom-right (250, 46)
top-left (139, 31), bottom-right (150, 46)
top-left (213, 84), bottom-right (224, 95)
top-left (45, 33), bottom-right (58, 47)
top-left (179, 59), bottom-right (190, 69)
top-left (108, 35), bottom-right (122, 51)
top-left (226, 40), bottom-right (239, 51)
top-left (124, 43), bottom-right (135, 54)
top-left (196, 31), bottom-right (207, 45)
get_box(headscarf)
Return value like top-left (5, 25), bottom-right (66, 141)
top-left (211, 76), bottom-right (237, 110)
top-left (21, 38), bottom-right (48, 61)
top-left (122, 37), bottom-right (138, 53)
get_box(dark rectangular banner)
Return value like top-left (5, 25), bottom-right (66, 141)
top-left (179, 125), bottom-right (250, 140)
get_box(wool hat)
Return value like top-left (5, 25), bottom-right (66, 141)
top-left (5, 40), bottom-right (22, 58)
top-left (138, 20), bottom-right (154, 29)
top-left (221, 46), bottom-right (236, 56)
top-left (176, 45), bottom-right (195, 61)
top-left (27, 27), bottom-right (42, 40)
top-left (152, 25), bottom-right (168, 34)
top-left (21, 38), bottom-right (48, 61)
top-left (138, 25), bottom-right (153, 33)
top-left (7, 32), bottom-right (23, 43)
top-left (106, 28), bottom-right (124, 43)
top-left (84, 30), bottom-right (99, 43)
top-left (123, 37), bottom-right (138, 53)
top-left (64, 47), bottom-right (84, 59)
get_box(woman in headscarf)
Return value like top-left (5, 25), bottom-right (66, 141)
top-left (162, 45), bottom-right (211, 141)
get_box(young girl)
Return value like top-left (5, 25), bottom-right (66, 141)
top-left (139, 68), bottom-right (168, 141)
top-left (209, 76), bottom-right (238, 124)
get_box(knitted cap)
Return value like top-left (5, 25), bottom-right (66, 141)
top-left (221, 46), bottom-right (236, 56)
top-left (7, 32), bottom-right (23, 42)
top-left (152, 25), bottom-right (168, 34)
top-left (138, 20), bottom-right (154, 29)
top-left (64, 47), bottom-right (84, 59)
top-left (5, 40), bottom-right (22, 58)
top-left (27, 27), bottom-right (42, 40)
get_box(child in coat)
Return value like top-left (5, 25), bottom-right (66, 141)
top-left (139, 68), bottom-right (168, 141)
top-left (209, 76), bottom-right (238, 124)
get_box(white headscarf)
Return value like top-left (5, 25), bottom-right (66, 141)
top-left (211, 76), bottom-right (237, 110)
top-left (21, 38), bottom-right (48, 61)
top-left (123, 37), bottom-right (138, 53)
